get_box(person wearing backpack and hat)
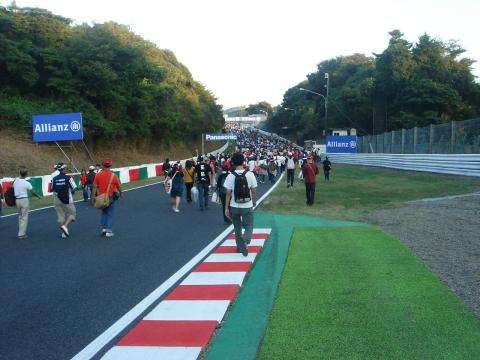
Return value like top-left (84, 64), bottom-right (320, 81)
top-left (91, 158), bottom-right (123, 237)
top-left (224, 152), bottom-right (257, 256)
top-left (52, 163), bottom-right (77, 238)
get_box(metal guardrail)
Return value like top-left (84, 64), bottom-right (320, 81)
top-left (326, 153), bottom-right (480, 177)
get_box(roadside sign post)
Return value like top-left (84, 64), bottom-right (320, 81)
top-left (32, 112), bottom-right (84, 171)
top-left (326, 136), bottom-right (357, 153)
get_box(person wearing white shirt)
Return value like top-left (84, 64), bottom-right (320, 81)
top-left (13, 167), bottom-right (42, 239)
top-left (286, 152), bottom-right (296, 188)
top-left (224, 153), bottom-right (258, 257)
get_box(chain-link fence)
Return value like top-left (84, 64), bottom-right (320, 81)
top-left (358, 118), bottom-right (480, 154)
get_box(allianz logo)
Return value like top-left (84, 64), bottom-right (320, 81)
top-left (327, 140), bottom-right (357, 148)
top-left (34, 121), bottom-right (81, 133)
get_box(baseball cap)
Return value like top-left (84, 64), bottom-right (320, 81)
top-left (88, 165), bottom-right (95, 170)
top-left (102, 158), bottom-right (113, 166)
top-left (307, 154), bottom-right (314, 159)
top-left (57, 163), bottom-right (67, 170)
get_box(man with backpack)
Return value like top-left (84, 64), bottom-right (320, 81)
top-left (194, 156), bottom-right (213, 211)
top-left (52, 163), bottom-right (77, 238)
top-left (224, 152), bottom-right (257, 256)
top-left (11, 167), bottom-right (42, 239)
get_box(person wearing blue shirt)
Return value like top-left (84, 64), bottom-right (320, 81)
top-left (52, 163), bottom-right (77, 238)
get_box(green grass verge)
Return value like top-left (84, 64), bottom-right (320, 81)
top-left (260, 164), bottom-right (480, 221)
top-left (258, 227), bottom-right (480, 359)
top-left (0, 176), bottom-right (163, 216)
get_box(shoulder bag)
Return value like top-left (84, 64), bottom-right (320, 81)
top-left (94, 174), bottom-right (114, 210)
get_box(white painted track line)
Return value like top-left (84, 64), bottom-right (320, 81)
top-left (181, 272), bottom-right (246, 286)
top-left (223, 239), bottom-right (265, 247)
top-left (101, 346), bottom-right (202, 360)
top-left (204, 253), bottom-right (257, 263)
top-left (144, 300), bottom-right (230, 322)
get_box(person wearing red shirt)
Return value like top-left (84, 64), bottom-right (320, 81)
top-left (91, 158), bottom-right (123, 237)
top-left (301, 154), bottom-right (320, 206)
top-left (80, 169), bottom-right (89, 202)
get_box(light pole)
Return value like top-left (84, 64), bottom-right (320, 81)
top-left (325, 73), bottom-right (329, 136)
top-left (299, 72), bottom-right (329, 137)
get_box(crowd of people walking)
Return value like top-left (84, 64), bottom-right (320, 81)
top-left (1, 128), bottom-right (332, 247)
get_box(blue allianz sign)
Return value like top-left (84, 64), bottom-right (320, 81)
top-left (205, 133), bottom-right (238, 141)
top-left (326, 136), bottom-right (357, 153)
top-left (32, 113), bottom-right (83, 142)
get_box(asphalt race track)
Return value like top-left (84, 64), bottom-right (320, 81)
top-left (0, 179), bottom-right (274, 360)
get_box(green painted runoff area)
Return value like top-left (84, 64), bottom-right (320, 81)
top-left (205, 214), bottom-right (480, 360)
top-left (205, 212), bottom-right (363, 360)
top-left (259, 227), bottom-right (480, 359)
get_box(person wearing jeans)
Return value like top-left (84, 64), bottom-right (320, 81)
top-left (196, 181), bottom-right (210, 211)
top-left (301, 154), bottom-right (320, 206)
top-left (224, 153), bottom-right (258, 256)
top-left (101, 196), bottom-right (116, 231)
top-left (194, 156), bottom-right (212, 211)
top-left (92, 158), bottom-right (123, 237)
top-left (286, 153), bottom-right (296, 188)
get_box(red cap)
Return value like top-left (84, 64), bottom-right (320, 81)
top-left (102, 157), bottom-right (112, 166)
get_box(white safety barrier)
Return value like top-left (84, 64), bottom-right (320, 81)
top-left (326, 153), bottom-right (480, 177)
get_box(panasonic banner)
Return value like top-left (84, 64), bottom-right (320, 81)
top-left (326, 135), bottom-right (358, 153)
top-left (32, 112), bottom-right (83, 142)
top-left (205, 133), bottom-right (238, 141)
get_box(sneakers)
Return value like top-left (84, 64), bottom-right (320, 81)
top-left (105, 231), bottom-right (114, 238)
top-left (60, 225), bottom-right (69, 237)
top-left (101, 229), bottom-right (107, 236)
top-left (172, 207), bottom-right (180, 213)
top-left (17, 235), bottom-right (28, 240)
top-left (61, 233), bottom-right (67, 239)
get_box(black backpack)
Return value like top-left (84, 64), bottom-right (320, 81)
top-left (86, 171), bottom-right (96, 185)
top-left (233, 171), bottom-right (251, 203)
top-left (4, 181), bottom-right (16, 207)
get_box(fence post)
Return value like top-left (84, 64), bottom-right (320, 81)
top-left (401, 129), bottom-right (405, 154)
top-left (383, 132), bottom-right (387, 153)
top-left (429, 124), bottom-right (434, 154)
top-left (450, 121), bottom-right (455, 153)
top-left (391, 131), bottom-right (394, 153)
top-left (413, 127), bottom-right (417, 153)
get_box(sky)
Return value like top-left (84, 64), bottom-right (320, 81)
top-left (5, 0), bottom-right (480, 109)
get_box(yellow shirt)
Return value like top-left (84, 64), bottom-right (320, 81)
top-left (183, 167), bottom-right (195, 183)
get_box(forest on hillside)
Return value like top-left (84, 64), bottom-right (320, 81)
top-left (268, 30), bottom-right (480, 138)
top-left (0, 4), bottom-right (224, 143)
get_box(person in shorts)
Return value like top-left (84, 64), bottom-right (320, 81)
top-left (168, 163), bottom-right (184, 213)
top-left (52, 163), bottom-right (77, 238)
